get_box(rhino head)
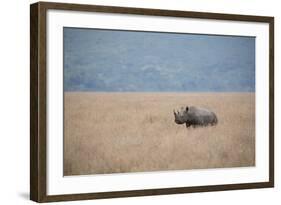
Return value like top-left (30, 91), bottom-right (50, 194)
top-left (173, 106), bottom-right (189, 124)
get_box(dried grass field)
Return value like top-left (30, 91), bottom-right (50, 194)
top-left (64, 92), bottom-right (255, 176)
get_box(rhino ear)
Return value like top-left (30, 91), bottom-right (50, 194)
top-left (186, 106), bottom-right (189, 112)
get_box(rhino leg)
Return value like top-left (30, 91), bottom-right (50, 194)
top-left (185, 123), bottom-right (190, 128)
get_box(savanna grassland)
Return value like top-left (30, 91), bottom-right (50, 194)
top-left (64, 92), bottom-right (255, 176)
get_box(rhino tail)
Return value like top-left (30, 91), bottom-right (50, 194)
top-left (213, 114), bottom-right (218, 125)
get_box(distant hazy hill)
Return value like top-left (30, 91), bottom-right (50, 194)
top-left (63, 28), bottom-right (255, 92)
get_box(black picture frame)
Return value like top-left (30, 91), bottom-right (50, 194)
top-left (30, 1), bottom-right (274, 202)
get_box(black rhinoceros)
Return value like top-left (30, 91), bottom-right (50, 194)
top-left (173, 106), bottom-right (218, 128)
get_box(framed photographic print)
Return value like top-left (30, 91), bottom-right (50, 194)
top-left (30, 1), bottom-right (274, 202)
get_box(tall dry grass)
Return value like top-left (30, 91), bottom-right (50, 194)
top-left (64, 92), bottom-right (255, 176)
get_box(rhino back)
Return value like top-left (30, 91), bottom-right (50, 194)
top-left (189, 106), bottom-right (213, 116)
top-left (187, 106), bottom-right (217, 125)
